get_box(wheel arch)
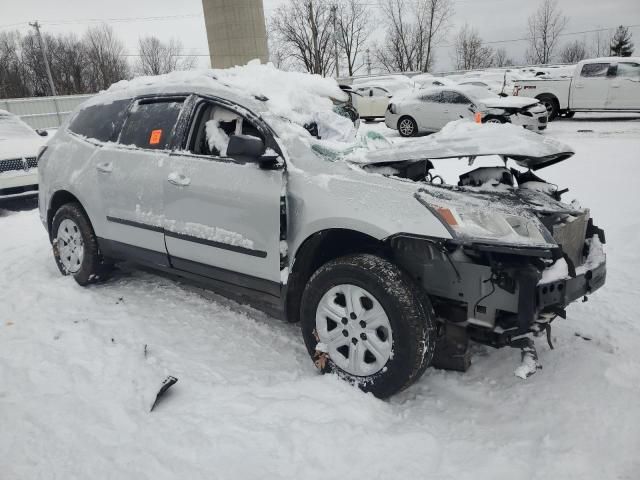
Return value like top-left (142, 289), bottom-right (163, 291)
top-left (284, 228), bottom-right (391, 323)
top-left (47, 190), bottom-right (86, 239)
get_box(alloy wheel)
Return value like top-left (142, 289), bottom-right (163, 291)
top-left (56, 218), bottom-right (84, 274)
top-left (315, 284), bottom-right (393, 377)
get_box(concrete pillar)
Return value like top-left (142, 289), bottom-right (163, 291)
top-left (202, 0), bottom-right (269, 69)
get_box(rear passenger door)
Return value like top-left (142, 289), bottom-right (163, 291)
top-left (162, 98), bottom-right (284, 292)
top-left (440, 90), bottom-right (474, 124)
top-left (415, 91), bottom-right (445, 131)
top-left (95, 96), bottom-right (186, 266)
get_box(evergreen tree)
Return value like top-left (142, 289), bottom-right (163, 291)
top-left (610, 25), bottom-right (634, 57)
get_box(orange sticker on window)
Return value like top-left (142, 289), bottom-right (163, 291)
top-left (474, 112), bottom-right (482, 124)
top-left (149, 129), bottom-right (162, 145)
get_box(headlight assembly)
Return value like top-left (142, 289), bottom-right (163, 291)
top-left (430, 203), bottom-right (553, 246)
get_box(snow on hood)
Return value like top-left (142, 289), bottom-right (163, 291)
top-left (478, 96), bottom-right (540, 109)
top-left (0, 137), bottom-right (45, 160)
top-left (346, 120), bottom-right (573, 170)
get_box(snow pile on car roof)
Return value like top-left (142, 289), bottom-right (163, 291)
top-left (103, 60), bottom-right (347, 128)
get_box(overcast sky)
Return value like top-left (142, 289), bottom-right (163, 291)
top-left (2, 0), bottom-right (639, 72)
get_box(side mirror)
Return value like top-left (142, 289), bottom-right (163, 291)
top-left (36, 129), bottom-right (48, 137)
top-left (226, 134), bottom-right (265, 160)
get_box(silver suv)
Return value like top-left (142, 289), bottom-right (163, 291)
top-left (38, 70), bottom-right (606, 398)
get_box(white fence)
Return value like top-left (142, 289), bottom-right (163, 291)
top-left (1, 94), bottom-right (95, 130)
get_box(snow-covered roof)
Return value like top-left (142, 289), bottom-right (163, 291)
top-left (83, 61), bottom-right (348, 129)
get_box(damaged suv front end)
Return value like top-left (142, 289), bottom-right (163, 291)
top-left (347, 122), bottom-right (606, 374)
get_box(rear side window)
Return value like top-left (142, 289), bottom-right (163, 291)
top-left (580, 63), bottom-right (610, 78)
top-left (119, 98), bottom-right (184, 150)
top-left (441, 91), bottom-right (471, 104)
top-left (420, 92), bottom-right (441, 103)
top-left (68, 99), bottom-right (131, 142)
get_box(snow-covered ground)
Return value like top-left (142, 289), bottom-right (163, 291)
top-left (1, 113), bottom-right (639, 479)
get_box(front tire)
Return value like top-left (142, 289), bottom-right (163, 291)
top-left (300, 254), bottom-right (435, 399)
top-left (51, 202), bottom-right (111, 286)
top-left (398, 116), bottom-right (418, 137)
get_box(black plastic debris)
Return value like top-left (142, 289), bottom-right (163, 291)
top-left (150, 376), bottom-right (178, 412)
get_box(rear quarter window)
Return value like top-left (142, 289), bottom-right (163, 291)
top-left (68, 99), bottom-right (131, 142)
top-left (118, 99), bottom-right (184, 150)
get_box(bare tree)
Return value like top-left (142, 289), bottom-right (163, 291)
top-left (493, 47), bottom-right (514, 67)
top-left (270, 0), bottom-right (336, 76)
top-left (376, 0), bottom-right (453, 73)
top-left (135, 36), bottom-right (196, 75)
top-left (559, 39), bottom-right (588, 63)
top-left (336, 0), bottom-right (371, 76)
top-left (525, 0), bottom-right (568, 64)
top-left (83, 24), bottom-right (130, 91)
top-left (415, 0), bottom-right (453, 72)
top-left (453, 24), bottom-right (494, 70)
top-left (0, 31), bottom-right (30, 98)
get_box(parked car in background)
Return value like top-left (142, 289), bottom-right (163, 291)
top-left (353, 85), bottom-right (392, 120)
top-left (0, 109), bottom-right (48, 199)
top-left (37, 66), bottom-right (605, 398)
top-left (513, 57), bottom-right (640, 119)
top-left (386, 86), bottom-right (547, 137)
top-left (416, 76), bottom-right (458, 88)
top-left (352, 75), bottom-right (415, 95)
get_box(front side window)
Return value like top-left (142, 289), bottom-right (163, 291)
top-left (189, 103), bottom-right (264, 157)
top-left (118, 98), bottom-right (184, 150)
top-left (68, 98), bottom-right (131, 142)
top-left (580, 63), bottom-right (610, 78)
top-left (616, 62), bottom-right (640, 80)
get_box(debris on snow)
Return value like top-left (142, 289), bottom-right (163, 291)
top-left (150, 376), bottom-right (178, 412)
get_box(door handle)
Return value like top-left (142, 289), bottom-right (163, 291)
top-left (168, 172), bottom-right (191, 187)
top-left (96, 162), bottom-right (112, 173)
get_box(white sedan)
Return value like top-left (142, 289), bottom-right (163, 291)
top-left (385, 86), bottom-right (548, 137)
top-left (0, 110), bottom-right (48, 198)
top-left (353, 85), bottom-right (393, 120)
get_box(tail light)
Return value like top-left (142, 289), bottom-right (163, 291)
top-left (512, 86), bottom-right (520, 96)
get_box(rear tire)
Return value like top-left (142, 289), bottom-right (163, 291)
top-left (51, 203), bottom-right (112, 286)
top-left (398, 116), bottom-right (418, 137)
top-left (537, 94), bottom-right (560, 121)
top-left (482, 115), bottom-right (507, 124)
top-left (300, 254), bottom-right (435, 399)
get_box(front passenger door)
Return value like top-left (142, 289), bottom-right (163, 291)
top-left (163, 99), bottom-right (284, 292)
top-left (571, 62), bottom-right (611, 109)
top-left (608, 61), bottom-right (640, 110)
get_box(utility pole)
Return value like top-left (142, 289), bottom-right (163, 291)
top-left (366, 48), bottom-right (372, 76)
top-left (331, 5), bottom-right (340, 78)
top-left (29, 21), bottom-right (57, 97)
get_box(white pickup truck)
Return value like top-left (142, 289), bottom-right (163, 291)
top-left (513, 57), bottom-right (640, 120)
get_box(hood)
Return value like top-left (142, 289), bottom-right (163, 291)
top-left (0, 136), bottom-right (46, 160)
top-left (478, 96), bottom-right (539, 109)
top-left (347, 121), bottom-right (573, 170)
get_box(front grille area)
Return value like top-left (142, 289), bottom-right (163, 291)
top-left (552, 212), bottom-right (589, 267)
top-left (0, 157), bottom-right (37, 173)
top-left (538, 116), bottom-right (548, 123)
